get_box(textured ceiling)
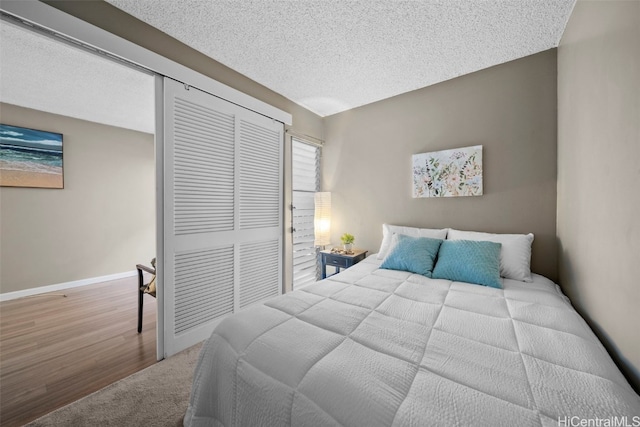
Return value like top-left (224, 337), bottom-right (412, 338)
top-left (0, 21), bottom-right (155, 134)
top-left (1, 1), bottom-right (575, 129)
top-left (106, 0), bottom-right (575, 117)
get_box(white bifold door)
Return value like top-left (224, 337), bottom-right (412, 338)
top-left (162, 78), bottom-right (283, 357)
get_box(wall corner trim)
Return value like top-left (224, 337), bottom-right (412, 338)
top-left (0, 270), bottom-right (138, 302)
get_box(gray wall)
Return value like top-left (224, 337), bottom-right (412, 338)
top-left (557, 0), bottom-right (639, 391)
top-left (323, 50), bottom-right (558, 281)
top-left (0, 103), bottom-right (155, 293)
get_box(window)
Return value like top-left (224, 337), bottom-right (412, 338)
top-left (292, 138), bottom-right (321, 289)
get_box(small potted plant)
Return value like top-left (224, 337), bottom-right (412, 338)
top-left (340, 233), bottom-right (355, 253)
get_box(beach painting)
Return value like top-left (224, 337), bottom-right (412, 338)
top-left (412, 145), bottom-right (482, 198)
top-left (0, 124), bottom-right (63, 189)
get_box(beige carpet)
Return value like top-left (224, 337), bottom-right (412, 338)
top-left (27, 343), bottom-right (203, 427)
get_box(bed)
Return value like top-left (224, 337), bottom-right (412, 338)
top-left (184, 226), bottom-right (640, 426)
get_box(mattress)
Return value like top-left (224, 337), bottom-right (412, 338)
top-left (184, 255), bottom-right (640, 426)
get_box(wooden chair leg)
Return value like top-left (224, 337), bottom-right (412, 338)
top-left (137, 268), bottom-right (144, 333)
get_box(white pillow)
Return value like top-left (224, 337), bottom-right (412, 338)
top-left (447, 229), bottom-right (534, 282)
top-left (377, 224), bottom-right (448, 259)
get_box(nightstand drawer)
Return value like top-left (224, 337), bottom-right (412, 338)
top-left (325, 256), bottom-right (349, 268)
top-left (320, 249), bottom-right (368, 279)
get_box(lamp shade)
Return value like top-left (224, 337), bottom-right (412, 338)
top-left (314, 192), bottom-right (331, 246)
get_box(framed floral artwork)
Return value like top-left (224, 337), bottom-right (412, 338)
top-left (412, 145), bottom-right (482, 198)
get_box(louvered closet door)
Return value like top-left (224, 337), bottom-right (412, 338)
top-left (163, 78), bottom-right (283, 357)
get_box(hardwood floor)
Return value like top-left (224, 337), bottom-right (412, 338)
top-left (0, 275), bottom-right (157, 426)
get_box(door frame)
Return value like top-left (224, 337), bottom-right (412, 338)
top-left (154, 76), bottom-right (165, 359)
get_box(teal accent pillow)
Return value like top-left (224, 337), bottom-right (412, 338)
top-left (380, 234), bottom-right (443, 277)
top-left (432, 240), bottom-right (502, 288)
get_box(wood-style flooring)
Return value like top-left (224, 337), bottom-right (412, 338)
top-left (0, 275), bottom-right (157, 427)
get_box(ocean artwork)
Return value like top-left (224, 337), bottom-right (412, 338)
top-left (412, 145), bottom-right (482, 198)
top-left (0, 124), bottom-right (63, 188)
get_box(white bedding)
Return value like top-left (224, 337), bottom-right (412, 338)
top-left (184, 255), bottom-right (640, 426)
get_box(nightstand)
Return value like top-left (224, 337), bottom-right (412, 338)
top-left (320, 249), bottom-right (368, 279)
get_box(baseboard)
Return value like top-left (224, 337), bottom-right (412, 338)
top-left (0, 270), bottom-right (138, 302)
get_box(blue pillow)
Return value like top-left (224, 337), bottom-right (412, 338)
top-left (380, 234), bottom-right (443, 277)
top-left (432, 240), bottom-right (502, 288)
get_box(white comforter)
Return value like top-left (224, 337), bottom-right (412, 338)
top-left (184, 256), bottom-right (640, 426)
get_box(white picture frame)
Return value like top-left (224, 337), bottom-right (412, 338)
top-left (412, 145), bottom-right (483, 198)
